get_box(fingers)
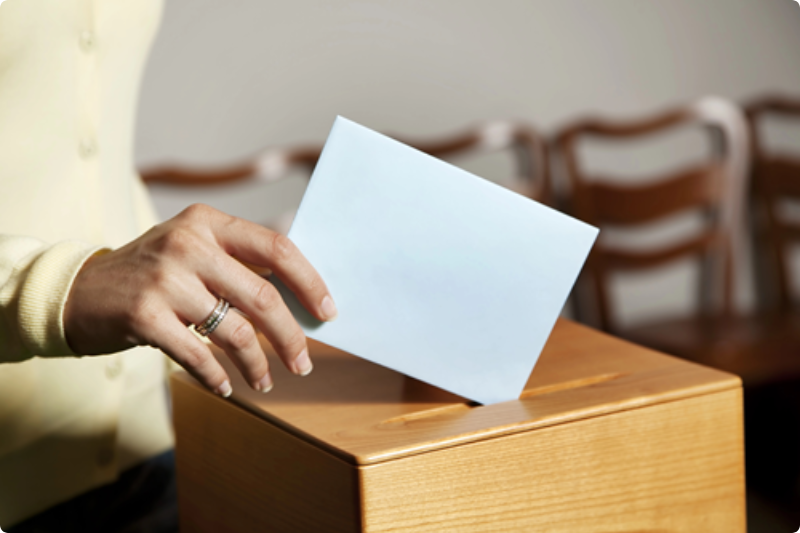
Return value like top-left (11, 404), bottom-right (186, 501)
top-left (150, 313), bottom-right (233, 398)
top-left (200, 260), bottom-right (313, 377)
top-left (210, 312), bottom-right (274, 392)
top-left (73, 205), bottom-right (332, 398)
top-left (209, 213), bottom-right (338, 322)
top-left (181, 290), bottom-right (274, 393)
top-left (164, 205), bottom-right (333, 385)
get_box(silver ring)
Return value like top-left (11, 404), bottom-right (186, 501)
top-left (195, 298), bottom-right (230, 337)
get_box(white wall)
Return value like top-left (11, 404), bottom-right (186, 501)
top-left (135, 0), bottom-right (800, 326)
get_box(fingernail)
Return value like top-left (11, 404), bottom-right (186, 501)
top-left (293, 348), bottom-right (313, 376)
top-left (215, 380), bottom-right (233, 398)
top-left (255, 373), bottom-right (273, 393)
top-left (320, 295), bottom-right (338, 321)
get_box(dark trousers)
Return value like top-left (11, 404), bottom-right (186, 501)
top-left (8, 450), bottom-right (178, 533)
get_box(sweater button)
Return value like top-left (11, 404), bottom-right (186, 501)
top-left (79, 139), bottom-right (97, 159)
top-left (105, 359), bottom-right (124, 380)
top-left (79, 30), bottom-right (95, 52)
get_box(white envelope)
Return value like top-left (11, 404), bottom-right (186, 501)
top-left (275, 117), bottom-right (598, 405)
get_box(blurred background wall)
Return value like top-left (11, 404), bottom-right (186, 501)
top-left (135, 0), bottom-right (800, 326)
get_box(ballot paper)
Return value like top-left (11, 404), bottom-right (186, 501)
top-left (275, 117), bottom-right (598, 405)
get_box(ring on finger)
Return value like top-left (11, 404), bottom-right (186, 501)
top-left (195, 297), bottom-right (230, 337)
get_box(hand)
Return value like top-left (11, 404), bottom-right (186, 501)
top-left (63, 204), bottom-right (337, 397)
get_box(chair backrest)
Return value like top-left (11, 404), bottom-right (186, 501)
top-left (395, 121), bottom-right (550, 204)
top-left (140, 121), bottom-right (550, 202)
top-left (140, 121), bottom-right (550, 235)
top-left (140, 144), bottom-right (323, 186)
top-left (745, 95), bottom-right (800, 313)
top-left (140, 145), bottom-right (324, 233)
top-left (552, 97), bottom-right (749, 332)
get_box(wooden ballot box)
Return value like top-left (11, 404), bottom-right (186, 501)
top-left (170, 319), bottom-right (745, 532)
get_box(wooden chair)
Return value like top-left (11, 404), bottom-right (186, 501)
top-left (741, 94), bottom-right (800, 523)
top-left (140, 144), bottom-right (322, 187)
top-left (552, 97), bottom-right (800, 386)
top-left (141, 144), bottom-right (324, 234)
top-left (742, 95), bottom-right (800, 368)
top-left (745, 95), bottom-right (800, 314)
top-left (140, 120), bottom-right (551, 214)
top-left (392, 120), bottom-right (550, 204)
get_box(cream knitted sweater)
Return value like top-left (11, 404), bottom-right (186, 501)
top-left (0, 0), bottom-right (173, 526)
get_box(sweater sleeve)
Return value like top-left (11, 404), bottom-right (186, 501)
top-left (0, 235), bottom-right (105, 363)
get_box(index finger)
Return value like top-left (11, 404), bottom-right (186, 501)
top-left (212, 215), bottom-right (338, 322)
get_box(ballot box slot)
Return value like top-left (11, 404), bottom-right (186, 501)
top-left (377, 372), bottom-right (626, 427)
top-left (518, 372), bottom-right (626, 399)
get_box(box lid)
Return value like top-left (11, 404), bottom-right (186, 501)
top-left (174, 319), bottom-right (739, 466)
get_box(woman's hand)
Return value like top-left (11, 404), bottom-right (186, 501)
top-left (63, 204), bottom-right (337, 397)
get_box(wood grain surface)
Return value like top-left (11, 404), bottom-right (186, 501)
top-left (206, 318), bottom-right (741, 465)
top-left (172, 376), bottom-right (362, 532)
top-left (360, 389), bottom-right (744, 532)
top-left (171, 318), bottom-right (745, 532)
